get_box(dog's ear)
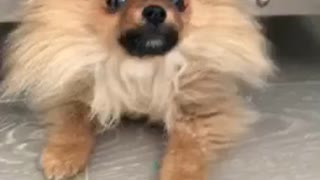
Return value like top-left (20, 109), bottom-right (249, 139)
top-left (180, 0), bottom-right (275, 88)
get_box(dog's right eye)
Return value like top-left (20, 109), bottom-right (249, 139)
top-left (106, 0), bottom-right (127, 12)
top-left (171, 0), bottom-right (186, 11)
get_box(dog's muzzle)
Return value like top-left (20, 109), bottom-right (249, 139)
top-left (119, 5), bottom-right (179, 57)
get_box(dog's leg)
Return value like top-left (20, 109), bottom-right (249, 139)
top-left (160, 70), bottom-right (248, 180)
top-left (40, 102), bottom-right (95, 179)
top-left (160, 116), bottom-right (245, 180)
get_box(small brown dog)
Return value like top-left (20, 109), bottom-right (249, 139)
top-left (2, 0), bottom-right (274, 179)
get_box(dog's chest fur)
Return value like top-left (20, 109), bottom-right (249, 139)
top-left (90, 51), bottom-right (186, 127)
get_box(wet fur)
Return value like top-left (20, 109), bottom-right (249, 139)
top-left (2, 0), bottom-right (274, 179)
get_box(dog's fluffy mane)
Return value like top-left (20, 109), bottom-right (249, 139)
top-left (2, 0), bottom-right (274, 128)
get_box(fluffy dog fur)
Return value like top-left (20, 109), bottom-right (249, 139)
top-left (2, 0), bottom-right (274, 179)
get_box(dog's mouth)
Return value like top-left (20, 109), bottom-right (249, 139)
top-left (119, 24), bottom-right (179, 57)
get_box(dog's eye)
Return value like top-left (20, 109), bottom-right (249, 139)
top-left (171, 0), bottom-right (186, 11)
top-left (106, 0), bottom-right (127, 12)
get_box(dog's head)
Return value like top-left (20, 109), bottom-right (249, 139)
top-left (106, 0), bottom-right (190, 57)
top-left (78, 0), bottom-right (192, 58)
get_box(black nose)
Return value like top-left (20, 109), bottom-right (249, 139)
top-left (142, 5), bottom-right (167, 26)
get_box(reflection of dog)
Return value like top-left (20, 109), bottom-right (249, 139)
top-left (2, 0), bottom-right (274, 179)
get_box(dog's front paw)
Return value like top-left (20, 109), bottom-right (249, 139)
top-left (41, 143), bottom-right (91, 180)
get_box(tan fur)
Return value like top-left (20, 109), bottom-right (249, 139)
top-left (2, 0), bottom-right (274, 179)
top-left (161, 67), bottom-right (252, 180)
top-left (41, 102), bottom-right (95, 178)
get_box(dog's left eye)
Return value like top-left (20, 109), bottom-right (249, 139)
top-left (171, 0), bottom-right (186, 11)
top-left (106, 0), bottom-right (127, 12)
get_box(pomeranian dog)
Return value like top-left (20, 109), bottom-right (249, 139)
top-left (2, 0), bottom-right (274, 179)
